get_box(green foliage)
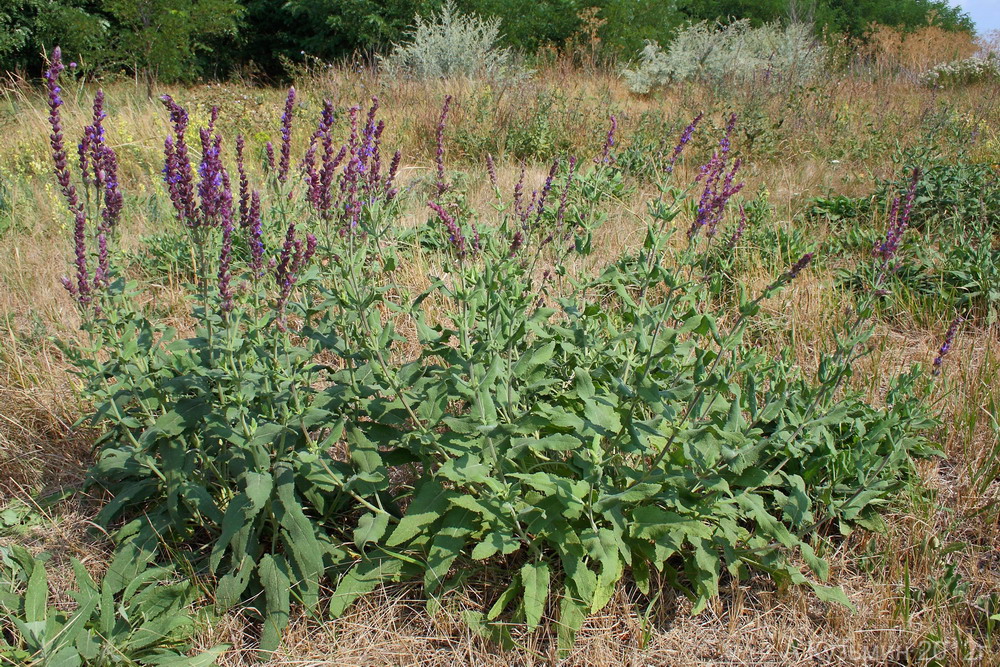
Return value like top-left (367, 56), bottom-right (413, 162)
top-left (0, 0), bottom-right (975, 79)
top-left (0, 0), bottom-right (108, 71)
top-left (830, 156), bottom-right (1000, 325)
top-left (0, 544), bottom-right (225, 665)
top-left (102, 0), bottom-right (243, 81)
top-left (55, 89), bottom-right (943, 658)
top-left (281, 0), bottom-right (435, 62)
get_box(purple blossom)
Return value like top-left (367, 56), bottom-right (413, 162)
top-left (688, 118), bottom-right (744, 240)
top-left (932, 316), bottom-right (962, 375)
top-left (273, 223), bottom-right (315, 325)
top-left (197, 125), bottom-right (226, 224)
top-left (247, 190), bottom-right (264, 277)
top-left (100, 147), bottom-right (123, 232)
top-left (218, 203), bottom-right (235, 313)
top-left (875, 167), bottom-right (921, 269)
top-left (667, 112), bottom-right (703, 173)
top-left (385, 150), bottom-right (401, 199)
top-left (720, 113), bottom-right (737, 156)
top-left (485, 153), bottom-right (498, 190)
top-left (160, 95), bottom-right (199, 227)
top-left (513, 164), bottom-right (526, 217)
top-left (534, 158), bottom-right (560, 225)
top-left (45, 48), bottom-right (80, 215)
top-left (428, 201), bottom-right (466, 257)
top-left (555, 156), bottom-right (578, 230)
top-left (278, 87), bottom-right (296, 183)
top-left (70, 208), bottom-right (90, 306)
top-left (787, 253), bottom-right (813, 279)
top-left (265, 142), bottom-right (275, 171)
top-left (727, 204), bottom-right (748, 249)
top-left (596, 115), bottom-right (617, 164)
top-left (509, 230), bottom-right (524, 257)
top-left (236, 135), bottom-right (250, 227)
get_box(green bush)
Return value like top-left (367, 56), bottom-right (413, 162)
top-left (46, 51), bottom-right (940, 658)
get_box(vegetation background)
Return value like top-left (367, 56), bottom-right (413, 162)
top-left (0, 0), bottom-right (977, 80)
top-left (1, 1), bottom-right (999, 666)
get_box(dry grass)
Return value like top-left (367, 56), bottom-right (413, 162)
top-left (2, 63), bottom-right (999, 665)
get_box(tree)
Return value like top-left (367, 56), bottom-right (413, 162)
top-left (0, 0), bottom-right (107, 73)
top-left (102, 0), bottom-right (242, 81)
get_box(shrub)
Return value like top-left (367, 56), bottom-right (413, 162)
top-left (623, 20), bottom-right (827, 94)
top-left (379, 0), bottom-right (521, 80)
top-left (46, 47), bottom-right (941, 659)
top-left (920, 55), bottom-right (1000, 88)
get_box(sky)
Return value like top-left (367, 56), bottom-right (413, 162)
top-left (951, 1), bottom-right (1000, 33)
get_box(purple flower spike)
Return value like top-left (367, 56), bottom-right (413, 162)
top-left (100, 148), bottom-right (123, 232)
top-left (273, 222), bottom-right (316, 326)
top-left (218, 206), bottom-right (235, 313)
top-left (932, 316), bottom-right (963, 375)
top-left (534, 158), bottom-right (560, 224)
top-left (787, 253), bottom-right (813, 279)
top-left (263, 143), bottom-right (274, 173)
top-left (45, 47), bottom-right (80, 216)
top-left (727, 204), bottom-right (748, 249)
top-left (508, 230), bottom-right (524, 257)
top-left (71, 208), bottom-right (91, 305)
top-left (596, 115), bottom-right (617, 164)
top-left (485, 153), bottom-right (498, 190)
top-left (278, 87), bottom-right (296, 183)
top-left (875, 167), bottom-right (921, 270)
top-left (428, 201), bottom-right (465, 257)
top-left (236, 135), bottom-right (250, 227)
top-left (248, 190), bottom-right (265, 277)
top-left (667, 112), bottom-right (703, 173)
top-left (161, 95), bottom-right (199, 227)
top-left (385, 150), bottom-right (401, 199)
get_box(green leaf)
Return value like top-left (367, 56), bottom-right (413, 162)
top-left (386, 479), bottom-right (453, 548)
top-left (521, 560), bottom-right (550, 631)
top-left (471, 530), bottom-right (520, 560)
top-left (274, 464), bottom-right (324, 610)
top-left (329, 558), bottom-right (405, 618)
top-left (593, 483), bottom-right (661, 512)
top-left (510, 433), bottom-right (582, 453)
top-left (630, 506), bottom-right (710, 543)
top-left (809, 581), bottom-right (856, 610)
top-left (138, 398), bottom-right (210, 445)
top-left (688, 537), bottom-right (720, 614)
top-left (257, 554), bottom-right (290, 661)
top-left (556, 591), bottom-right (587, 656)
top-left (574, 367), bottom-right (595, 400)
top-left (210, 472), bottom-right (272, 573)
top-left (486, 576), bottom-right (522, 621)
top-left (145, 644), bottom-right (228, 666)
top-left (513, 342), bottom-right (556, 379)
top-left (734, 492), bottom-right (797, 548)
top-left (800, 543), bottom-right (829, 581)
top-left (424, 508), bottom-right (475, 595)
top-left (354, 512), bottom-right (390, 549)
top-left (24, 556), bottom-right (47, 624)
